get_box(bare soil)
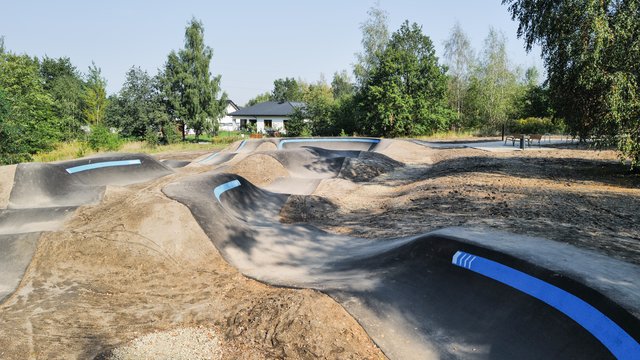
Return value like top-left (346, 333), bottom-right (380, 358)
top-left (0, 163), bottom-right (383, 359)
top-left (284, 143), bottom-right (640, 266)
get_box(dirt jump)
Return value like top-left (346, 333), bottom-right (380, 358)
top-left (0, 138), bottom-right (639, 359)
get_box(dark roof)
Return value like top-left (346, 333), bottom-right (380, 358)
top-left (229, 101), bottom-right (304, 117)
top-left (226, 100), bottom-right (240, 111)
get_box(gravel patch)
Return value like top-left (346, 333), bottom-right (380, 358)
top-left (108, 326), bottom-right (222, 360)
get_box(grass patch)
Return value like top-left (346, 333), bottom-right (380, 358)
top-left (413, 130), bottom-right (487, 141)
top-left (32, 139), bottom-right (234, 163)
top-left (32, 141), bottom-right (96, 162)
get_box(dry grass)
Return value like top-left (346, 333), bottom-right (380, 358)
top-left (412, 130), bottom-right (486, 141)
top-left (32, 141), bottom-right (229, 163)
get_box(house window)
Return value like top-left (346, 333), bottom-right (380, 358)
top-left (240, 119), bottom-right (247, 130)
top-left (264, 119), bottom-right (272, 129)
top-left (283, 120), bottom-right (288, 130)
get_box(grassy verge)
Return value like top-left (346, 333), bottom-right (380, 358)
top-left (32, 140), bottom-right (234, 163)
top-left (413, 130), bottom-right (490, 141)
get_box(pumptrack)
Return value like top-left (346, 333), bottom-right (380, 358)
top-left (2, 138), bottom-right (640, 359)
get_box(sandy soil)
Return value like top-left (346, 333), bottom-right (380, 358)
top-left (0, 163), bottom-right (383, 359)
top-left (229, 154), bottom-right (289, 187)
top-left (284, 143), bottom-right (640, 266)
top-left (0, 164), bottom-right (16, 209)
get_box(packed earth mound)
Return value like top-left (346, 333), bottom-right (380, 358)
top-left (0, 138), bottom-right (639, 359)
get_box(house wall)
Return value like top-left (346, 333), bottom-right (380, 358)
top-left (219, 103), bottom-right (239, 131)
top-left (256, 116), bottom-right (287, 133)
top-left (232, 116), bottom-right (289, 133)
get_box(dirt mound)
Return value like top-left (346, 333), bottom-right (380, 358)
top-left (379, 140), bottom-right (434, 164)
top-left (339, 151), bottom-right (403, 182)
top-left (0, 164), bottom-right (383, 359)
top-left (104, 326), bottom-right (222, 360)
top-left (229, 153), bottom-right (289, 187)
top-left (279, 195), bottom-right (340, 224)
top-left (0, 165), bottom-right (16, 209)
top-left (254, 141), bottom-right (277, 152)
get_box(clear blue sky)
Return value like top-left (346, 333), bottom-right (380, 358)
top-left (1, 0), bottom-right (542, 106)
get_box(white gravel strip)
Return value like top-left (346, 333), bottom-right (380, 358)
top-left (109, 326), bottom-right (222, 360)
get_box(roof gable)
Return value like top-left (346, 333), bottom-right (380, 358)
top-left (229, 101), bottom-right (304, 117)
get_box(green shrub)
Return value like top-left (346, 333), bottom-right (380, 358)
top-left (300, 127), bottom-right (312, 137)
top-left (161, 124), bottom-right (181, 145)
top-left (508, 117), bottom-right (565, 135)
top-left (87, 125), bottom-right (122, 151)
top-left (145, 127), bottom-right (159, 148)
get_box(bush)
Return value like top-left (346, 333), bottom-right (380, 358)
top-left (508, 117), bottom-right (565, 135)
top-left (87, 125), bottom-right (122, 151)
top-left (145, 127), bottom-right (159, 148)
top-left (161, 124), bottom-right (181, 145)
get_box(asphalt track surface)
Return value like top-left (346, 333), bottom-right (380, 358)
top-left (2, 138), bottom-right (640, 359)
top-left (0, 153), bottom-right (173, 301)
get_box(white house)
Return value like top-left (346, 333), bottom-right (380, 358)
top-left (185, 100), bottom-right (240, 135)
top-left (218, 100), bottom-right (240, 131)
top-left (229, 101), bottom-right (304, 134)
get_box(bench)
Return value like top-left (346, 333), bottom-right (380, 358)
top-left (506, 134), bottom-right (527, 146)
top-left (527, 134), bottom-right (543, 146)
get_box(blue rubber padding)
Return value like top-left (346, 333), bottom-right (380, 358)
top-left (236, 140), bottom-right (247, 151)
top-left (65, 159), bottom-right (142, 174)
top-left (452, 251), bottom-right (640, 359)
top-left (213, 180), bottom-right (241, 201)
top-left (278, 138), bottom-right (380, 149)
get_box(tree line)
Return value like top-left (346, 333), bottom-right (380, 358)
top-left (0, 18), bottom-right (225, 164)
top-left (2, 1), bottom-right (639, 166)
top-left (246, 6), bottom-right (554, 139)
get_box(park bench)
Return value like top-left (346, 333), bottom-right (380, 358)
top-left (505, 134), bottom-right (543, 147)
top-left (527, 134), bottom-right (543, 146)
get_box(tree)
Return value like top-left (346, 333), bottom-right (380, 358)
top-left (0, 52), bottom-right (61, 156)
top-left (246, 92), bottom-right (271, 107)
top-left (161, 18), bottom-right (227, 140)
top-left (512, 66), bottom-right (553, 119)
top-left (285, 107), bottom-right (308, 137)
top-left (443, 22), bottom-right (475, 130)
top-left (360, 21), bottom-right (453, 137)
top-left (0, 87), bottom-right (30, 164)
top-left (106, 66), bottom-right (168, 139)
top-left (504, 0), bottom-right (640, 166)
top-left (475, 28), bottom-right (519, 131)
top-left (301, 80), bottom-right (336, 136)
top-left (83, 62), bottom-right (108, 125)
top-left (331, 70), bottom-right (354, 100)
top-left (40, 56), bottom-right (85, 139)
top-left (354, 4), bottom-right (390, 87)
top-left (271, 77), bottom-right (304, 102)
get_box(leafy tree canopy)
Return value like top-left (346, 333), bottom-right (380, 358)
top-left (246, 92), bottom-right (271, 107)
top-left (361, 21), bottom-right (453, 137)
top-left (0, 52), bottom-right (61, 156)
top-left (271, 77), bottom-right (305, 102)
top-left (106, 66), bottom-right (168, 138)
top-left (504, 0), bottom-right (640, 166)
top-left (83, 62), bottom-right (108, 125)
top-left (331, 70), bottom-right (355, 100)
top-left (161, 18), bottom-right (227, 139)
top-left (354, 4), bottom-right (390, 87)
